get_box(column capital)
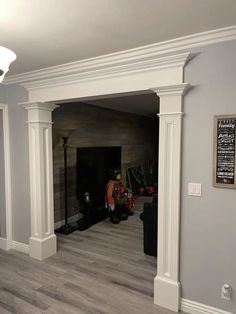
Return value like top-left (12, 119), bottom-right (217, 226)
top-left (20, 101), bottom-right (59, 112)
top-left (150, 83), bottom-right (190, 97)
top-left (21, 102), bottom-right (59, 124)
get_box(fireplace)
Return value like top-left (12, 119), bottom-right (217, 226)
top-left (77, 146), bottom-right (121, 210)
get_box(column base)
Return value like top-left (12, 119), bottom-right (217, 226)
top-left (154, 275), bottom-right (180, 312)
top-left (29, 234), bottom-right (57, 261)
top-left (0, 238), bottom-right (11, 250)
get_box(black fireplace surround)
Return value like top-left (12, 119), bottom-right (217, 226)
top-left (77, 147), bottom-right (121, 228)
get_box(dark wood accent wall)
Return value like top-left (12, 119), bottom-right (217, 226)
top-left (52, 102), bottom-right (158, 223)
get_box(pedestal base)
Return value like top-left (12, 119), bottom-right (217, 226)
top-left (29, 234), bottom-right (57, 261)
top-left (154, 275), bottom-right (180, 312)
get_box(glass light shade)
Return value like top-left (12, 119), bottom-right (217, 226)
top-left (0, 46), bottom-right (16, 83)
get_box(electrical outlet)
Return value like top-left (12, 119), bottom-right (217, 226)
top-left (221, 284), bottom-right (232, 301)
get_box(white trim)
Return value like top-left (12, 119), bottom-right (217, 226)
top-left (158, 112), bottom-right (184, 117)
top-left (154, 276), bottom-right (180, 312)
top-left (20, 51), bottom-right (191, 307)
top-left (54, 213), bottom-right (79, 230)
top-left (4, 25), bottom-right (236, 88)
top-left (12, 241), bottom-right (30, 254)
top-left (181, 299), bottom-right (233, 314)
top-left (0, 104), bottom-right (12, 249)
top-left (0, 237), bottom-right (11, 250)
top-left (24, 102), bottom-right (57, 261)
top-left (151, 83), bottom-right (190, 96)
top-left (5, 52), bottom-right (190, 90)
top-left (153, 85), bottom-right (187, 312)
top-left (21, 102), bottom-right (59, 111)
top-left (29, 235), bottom-right (56, 261)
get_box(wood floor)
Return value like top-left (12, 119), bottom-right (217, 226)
top-left (0, 197), bottom-right (178, 314)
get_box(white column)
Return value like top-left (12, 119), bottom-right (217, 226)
top-left (151, 83), bottom-right (189, 312)
top-left (23, 102), bottom-right (58, 261)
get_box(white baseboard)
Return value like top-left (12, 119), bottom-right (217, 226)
top-left (0, 238), bottom-right (30, 255)
top-left (181, 298), bottom-right (233, 314)
top-left (54, 213), bottom-right (79, 230)
top-left (12, 241), bottom-right (30, 254)
top-left (0, 237), bottom-right (11, 250)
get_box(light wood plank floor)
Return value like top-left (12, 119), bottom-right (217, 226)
top-left (0, 197), bottom-right (181, 314)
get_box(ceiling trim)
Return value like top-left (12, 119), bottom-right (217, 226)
top-left (4, 25), bottom-right (236, 88)
top-left (10, 52), bottom-right (190, 90)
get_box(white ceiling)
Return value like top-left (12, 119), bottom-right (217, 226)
top-left (1, 0), bottom-right (236, 75)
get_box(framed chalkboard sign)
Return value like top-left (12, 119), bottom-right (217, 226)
top-left (213, 115), bottom-right (236, 188)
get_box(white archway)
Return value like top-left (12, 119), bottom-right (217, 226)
top-left (20, 51), bottom-right (191, 312)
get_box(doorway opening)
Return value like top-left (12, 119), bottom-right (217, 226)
top-left (52, 92), bottom-right (159, 232)
top-left (51, 92), bottom-right (159, 308)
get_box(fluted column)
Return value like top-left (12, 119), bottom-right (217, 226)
top-left (23, 102), bottom-right (58, 260)
top-left (151, 83), bottom-right (190, 312)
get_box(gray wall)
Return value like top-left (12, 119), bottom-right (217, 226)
top-left (0, 85), bottom-right (7, 103)
top-left (52, 103), bottom-right (157, 223)
top-left (181, 40), bottom-right (236, 313)
top-left (0, 84), bottom-right (30, 244)
top-left (0, 110), bottom-right (6, 238)
top-left (7, 85), bottom-right (30, 244)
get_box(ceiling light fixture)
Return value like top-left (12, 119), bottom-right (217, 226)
top-left (0, 46), bottom-right (16, 83)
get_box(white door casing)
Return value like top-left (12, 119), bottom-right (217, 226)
top-left (0, 104), bottom-right (12, 250)
top-left (20, 51), bottom-right (191, 311)
top-left (22, 102), bottom-right (58, 261)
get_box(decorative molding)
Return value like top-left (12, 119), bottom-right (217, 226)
top-left (29, 235), bottom-right (56, 261)
top-left (5, 52), bottom-right (190, 90)
top-left (15, 33), bottom-right (191, 310)
top-left (54, 214), bottom-right (79, 230)
top-left (154, 276), bottom-right (180, 312)
top-left (0, 238), bottom-right (11, 250)
top-left (181, 299), bottom-right (233, 314)
top-left (22, 102), bottom-right (58, 112)
top-left (154, 87), bottom-right (183, 312)
top-left (4, 25), bottom-right (236, 88)
top-left (25, 102), bottom-right (57, 260)
top-left (0, 104), bottom-right (12, 248)
top-left (12, 241), bottom-right (30, 254)
top-left (151, 83), bottom-right (190, 96)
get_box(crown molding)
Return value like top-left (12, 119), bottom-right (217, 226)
top-left (3, 25), bottom-right (236, 89)
top-left (5, 52), bottom-right (190, 90)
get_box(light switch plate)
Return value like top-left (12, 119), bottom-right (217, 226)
top-left (188, 183), bottom-right (202, 197)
